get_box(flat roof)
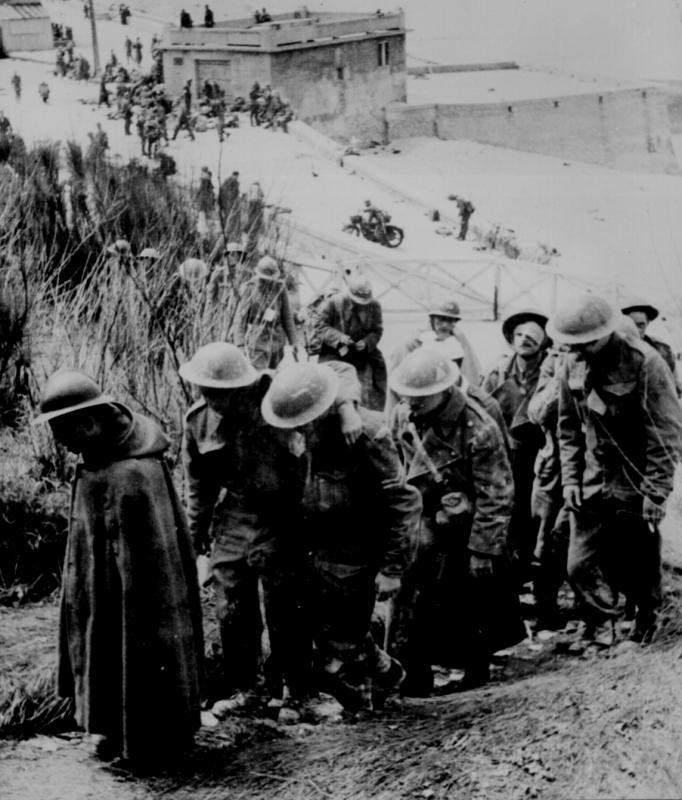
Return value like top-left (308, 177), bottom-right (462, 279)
top-left (164, 10), bottom-right (405, 53)
top-left (407, 68), bottom-right (649, 106)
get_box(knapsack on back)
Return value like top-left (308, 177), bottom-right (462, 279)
top-left (303, 290), bottom-right (337, 355)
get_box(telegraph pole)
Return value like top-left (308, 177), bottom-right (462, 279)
top-left (87, 0), bottom-right (100, 75)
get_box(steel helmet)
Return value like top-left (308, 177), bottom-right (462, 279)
top-left (620, 296), bottom-right (659, 321)
top-left (347, 277), bottom-right (373, 305)
top-left (501, 308), bottom-right (548, 345)
top-left (178, 257), bottom-right (208, 282)
top-left (261, 363), bottom-right (339, 428)
top-left (179, 342), bottom-right (259, 389)
top-left (138, 247), bottom-right (160, 260)
top-left (546, 293), bottom-right (618, 345)
top-left (255, 255), bottom-right (281, 282)
top-left (389, 347), bottom-right (459, 397)
top-left (34, 368), bottom-right (116, 424)
top-left (428, 299), bottom-right (461, 321)
top-left (106, 238), bottom-right (131, 256)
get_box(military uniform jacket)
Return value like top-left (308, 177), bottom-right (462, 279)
top-left (557, 332), bottom-right (682, 505)
top-left (527, 349), bottom-right (568, 496)
top-left (317, 292), bottom-right (383, 363)
top-left (182, 364), bottom-right (362, 556)
top-left (481, 350), bottom-right (545, 447)
top-left (643, 334), bottom-right (682, 396)
top-left (182, 377), bottom-right (300, 556)
top-left (391, 390), bottom-right (514, 557)
top-left (302, 407), bottom-right (422, 578)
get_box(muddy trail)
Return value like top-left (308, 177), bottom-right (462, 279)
top-left (3, 586), bottom-right (682, 800)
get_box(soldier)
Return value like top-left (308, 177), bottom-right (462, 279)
top-left (389, 348), bottom-right (524, 696)
top-left (261, 362), bottom-right (422, 716)
top-left (38, 81), bottom-right (50, 103)
top-left (482, 309), bottom-right (550, 579)
top-left (621, 297), bottom-right (681, 396)
top-left (549, 294), bottom-right (682, 647)
top-left (233, 255), bottom-right (299, 369)
top-left (423, 336), bottom-right (510, 453)
top-left (180, 344), bottom-right (364, 719)
top-left (316, 276), bottom-right (388, 411)
top-left (218, 170), bottom-right (241, 236)
top-left (133, 37), bottom-right (143, 66)
top-left (11, 72), bottom-right (21, 101)
top-left (449, 195), bottom-right (475, 241)
top-left (124, 36), bottom-right (133, 62)
top-left (419, 298), bottom-right (481, 385)
top-left (171, 103), bottom-right (195, 142)
top-left (526, 346), bottom-right (572, 630)
top-left (97, 74), bottom-right (110, 108)
top-left (213, 94), bottom-right (227, 143)
top-left (34, 369), bottom-right (203, 765)
top-left (195, 165), bottom-right (215, 238)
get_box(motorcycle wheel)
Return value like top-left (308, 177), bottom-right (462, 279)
top-left (343, 224), bottom-right (360, 236)
top-left (384, 225), bottom-right (404, 248)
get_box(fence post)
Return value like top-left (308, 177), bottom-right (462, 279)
top-left (493, 263), bottom-right (501, 320)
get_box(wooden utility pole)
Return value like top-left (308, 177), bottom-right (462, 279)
top-left (87, 0), bottom-right (100, 75)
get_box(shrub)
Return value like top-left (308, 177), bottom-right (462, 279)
top-left (0, 471), bottom-right (69, 603)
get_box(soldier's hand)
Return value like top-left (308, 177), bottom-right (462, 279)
top-left (196, 554), bottom-right (213, 588)
top-left (643, 496), bottom-right (666, 526)
top-left (469, 553), bottom-right (494, 578)
top-left (338, 401), bottom-right (363, 445)
top-left (563, 485), bottom-right (582, 511)
top-left (375, 572), bottom-right (401, 601)
top-left (354, 339), bottom-right (366, 351)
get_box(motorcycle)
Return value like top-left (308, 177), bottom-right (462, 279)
top-left (342, 214), bottom-right (404, 248)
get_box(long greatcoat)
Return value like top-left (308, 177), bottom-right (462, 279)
top-left (57, 413), bottom-right (203, 762)
top-left (391, 390), bottom-right (524, 670)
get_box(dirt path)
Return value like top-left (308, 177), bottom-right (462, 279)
top-left (3, 597), bottom-right (682, 800)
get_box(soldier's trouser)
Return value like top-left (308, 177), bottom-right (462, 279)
top-left (392, 534), bottom-right (489, 695)
top-left (567, 498), bottom-right (662, 626)
top-left (532, 492), bottom-right (570, 622)
top-left (308, 554), bottom-right (389, 711)
top-left (509, 441), bottom-right (542, 579)
top-left (212, 545), bottom-right (311, 698)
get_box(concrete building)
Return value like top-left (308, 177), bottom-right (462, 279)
top-left (0, 0), bottom-right (51, 54)
top-left (160, 10), bottom-right (406, 138)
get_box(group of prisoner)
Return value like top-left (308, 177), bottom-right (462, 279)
top-left (35, 266), bottom-right (682, 767)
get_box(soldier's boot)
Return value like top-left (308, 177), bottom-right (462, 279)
top-left (628, 610), bottom-right (658, 645)
top-left (400, 662), bottom-right (434, 698)
top-left (319, 659), bottom-right (373, 718)
top-left (371, 646), bottom-right (406, 709)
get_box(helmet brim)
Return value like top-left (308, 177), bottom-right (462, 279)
top-left (428, 311), bottom-right (461, 322)
top-left (260, 371), bottom-right (339, 429)
top-left (545, 315), bottom-right (618, 345)
top-left (621, 304), bottom-right (659, 321)
top-left (33, 394), bottom-right (117, 425)
top-left (502, 310), bottom-right (548, 344)
top-left (178, 361), bottom-right (260, 389)
top-left (388, 372), bottom-right (457, 398)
